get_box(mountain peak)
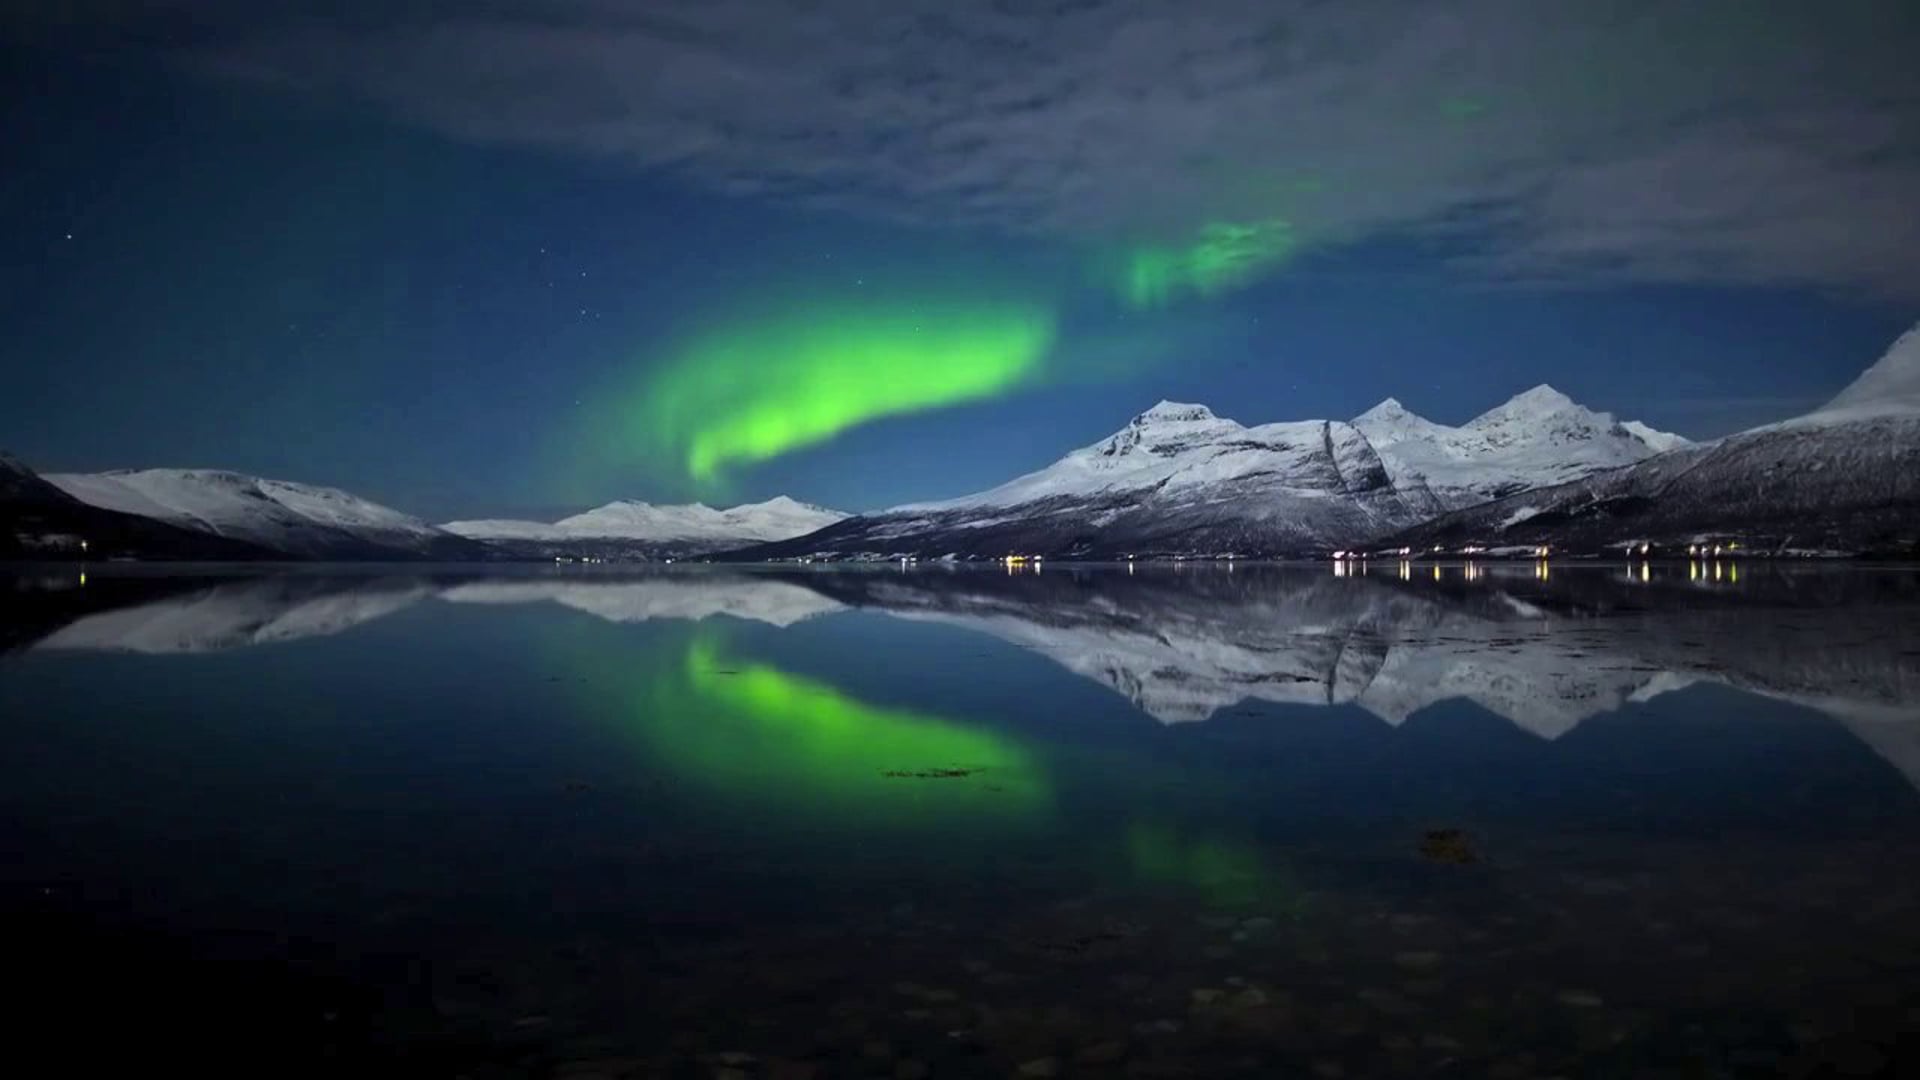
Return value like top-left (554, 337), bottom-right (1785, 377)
top-left (738, 494), bottom-right (836, 515)
top-left (1133, 401), bottom-right (1217, 425)
top-left (1465, 384), bottom-right (1583, 427)
top-left (1355, 397), bottom-right (1421, 424)
top-left (1504, 384), bottom-right (1577, 412)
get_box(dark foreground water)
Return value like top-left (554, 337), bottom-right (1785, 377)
top-left (3, 562), bottom-right (1918, 1078)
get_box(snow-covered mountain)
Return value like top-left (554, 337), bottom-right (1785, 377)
top-left (2, 455), bottom-right (278, 561)
top-left (1777, 323), bottom-right (1920, 427)
top-left (1387, 322), bottom-right (1920, 556)
top-left (1353, 386), bottom-right (1685, 513)
top-left (742, 390), bottom-right (1680, 560)
top-left (443, 496), bottom-right (845, 558)
top-left (46, 469), bottom-right (488, 560)
top-left (749, 402), bottom-right (1425, 559)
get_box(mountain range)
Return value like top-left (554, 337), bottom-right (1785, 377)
top-left (5, 321), bottom-right (1916, 561)
top-left (44, 469), bottom-right (491, 560)
top-left (746, 383), bottom-right (1686, 559)
top-left (1, 464), bottom-right (844, 562)
top-left (1388, 324), bottom-right (1920, 557)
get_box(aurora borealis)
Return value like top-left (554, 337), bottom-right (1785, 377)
top-left (1120, 221), bottom-right (1300, 309)
top-left (4, 2), bottom-right (1917, 516)
top-left (615, 297), bottom-right (1056, 488)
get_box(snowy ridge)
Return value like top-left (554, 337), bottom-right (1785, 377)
top-left (896, 402), bottom-right (1379, 514)
top-left (46, 468), bottom-right (471, 558)
top-left (1622, 420), bottom-right (1691, 453)
top-left (1352, 385), bottom-right (1686, 511)
top-left (1387, 320), bottom-right (1920, 555)
top-left (444, 496), bottom-right (844, 553)
top-left (1778, 323), bottom-right (1920, 429)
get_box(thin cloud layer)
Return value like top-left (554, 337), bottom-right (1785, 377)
top-left (40, 0), bottom-right (1920, 299)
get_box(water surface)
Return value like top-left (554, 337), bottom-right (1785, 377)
top-left (4, 562), bottom-right (1918, 1076)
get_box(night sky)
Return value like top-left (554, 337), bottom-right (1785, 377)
top-left (5, 2), bottom-right (1917, 520)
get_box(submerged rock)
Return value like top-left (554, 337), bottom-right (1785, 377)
top-left (1418, 828), bottom-right (1479, 864)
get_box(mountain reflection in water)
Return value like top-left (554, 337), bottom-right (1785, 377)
top-left (4, 562), bottom-right (1919, 1076)
top-left (17, 562), bottom-right (1920, 787)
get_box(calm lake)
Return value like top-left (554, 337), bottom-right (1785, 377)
top-left (4, 562), bottom-right (1918, 1077)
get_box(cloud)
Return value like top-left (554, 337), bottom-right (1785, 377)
top-left (43, 0), bottom-right (1920, 300)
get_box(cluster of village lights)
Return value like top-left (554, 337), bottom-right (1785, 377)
top-left (1326, 541), bottom-right (1747, 586)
